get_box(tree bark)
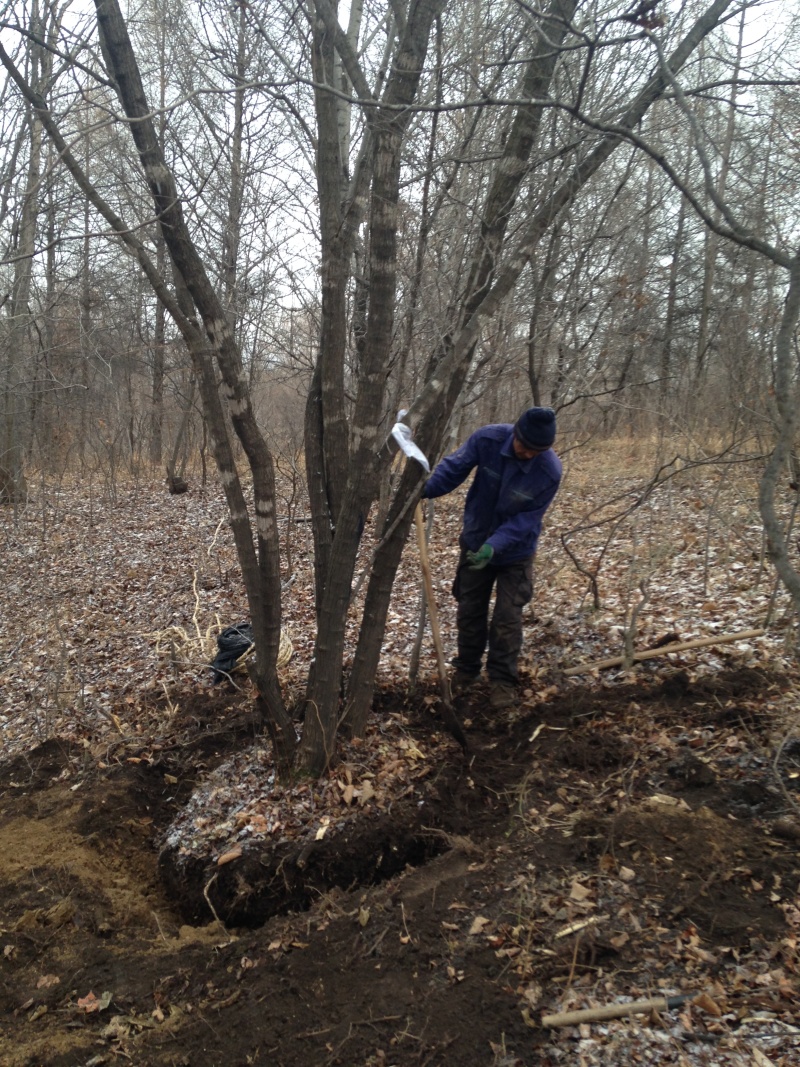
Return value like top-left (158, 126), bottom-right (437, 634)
top-left (304, 6), bottom-right (353, 607)
top-left (346, 0), bottom-right (736, 734)
top-left (92, 0), bottom-right (297, 768)
top-left (758, 252), bottom-right (800, 621)
top-left (299, 0), bottom-right (446, 774)
top-left (0, 0), bottom-right (50, 503)
top-left (694, 12), bottom-right (744, 381)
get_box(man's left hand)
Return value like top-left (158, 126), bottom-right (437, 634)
top-left (466, 544), bottom-right (494, 570)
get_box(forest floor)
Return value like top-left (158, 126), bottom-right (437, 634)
top-left (1, 442), bottom-right (799, 1066)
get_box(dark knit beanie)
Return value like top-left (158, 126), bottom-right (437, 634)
top-left (514, 407), bottom-right (556, 449)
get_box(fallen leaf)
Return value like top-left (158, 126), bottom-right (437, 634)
top-left (102, 1015), bottom-right (140, 1040)
top-left (570, 880), bottom-right (593, 901)
top-left (644, 794), bottom-right (691, 812)
top-left (469, 916), bottom-right (491, 935)
top-left (77, 992), bottom-right (101, 1013)
top-left (217, 844), bottom-right (242, 866)
top-left (522, 982), bottom-right (542, 1008)
top-left (687, 944), bottom-right (717, 964)
top-left (555, 915), bottom-right (608, 939)
top-left (36, 974), bottom-right (60, 989)
top-left (692, 992), bottom-right (722, 1017)
top-left (45, 900), bottom-right (76, 927)
top-left (753, 1050), bottom-right (776, 1067)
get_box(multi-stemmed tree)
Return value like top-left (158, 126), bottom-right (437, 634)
top-left (7, 0), bottom-right (798, 778)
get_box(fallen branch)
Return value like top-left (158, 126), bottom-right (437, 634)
top-left (563, 629), bottom-right (765, 677)
top-left (542, 993), bottom-right (694, 1027)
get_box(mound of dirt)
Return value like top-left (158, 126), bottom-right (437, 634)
top-left (0, 669), bottom-right (797, 1067)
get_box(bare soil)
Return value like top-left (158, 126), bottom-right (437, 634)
top-left (1, 668), bottom-right (798, 1067)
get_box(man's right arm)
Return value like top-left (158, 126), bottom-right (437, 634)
top-left (422, 432), bottom-right (480, 499)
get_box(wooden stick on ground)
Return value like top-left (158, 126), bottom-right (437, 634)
top-left (414, 503), bottom-right (469, 753)
top-left (563, 629), bottom-right (765, 677)
top-left (542, 994), bottom-right (693, 1028)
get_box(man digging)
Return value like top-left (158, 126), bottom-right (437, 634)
top-left (422, 407), bottom-right (562, 710)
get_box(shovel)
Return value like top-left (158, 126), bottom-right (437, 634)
top-left (414, 502), bottom-right (469, 754)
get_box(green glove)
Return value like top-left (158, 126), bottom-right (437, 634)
top-left (466, 543), bottom-right (494, 570)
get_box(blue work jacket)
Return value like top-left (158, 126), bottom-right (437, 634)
top-left (423, 424), bottom-right (562, 565)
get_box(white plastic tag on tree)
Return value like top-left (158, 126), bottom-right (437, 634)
top-left (391, 412), bottom-right (430, 472)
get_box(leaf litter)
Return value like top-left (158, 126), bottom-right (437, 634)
top-left (0, 450), bottom-right (798, 1066)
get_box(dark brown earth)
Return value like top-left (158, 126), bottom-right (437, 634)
top-left (1, 667), bottom-right (798, 1067)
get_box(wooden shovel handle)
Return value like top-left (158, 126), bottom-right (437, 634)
top-left (414, 503), bottom-right (449, 695)
top-left (414, 503), bottom-right (468, 753)
top-left (542, 994), bottom-right (691, 1027)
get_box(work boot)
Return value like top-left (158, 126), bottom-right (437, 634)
top-left (489, 681), bottom-right (517, 710)
top-left (451, 670), bottom-right (479, 695)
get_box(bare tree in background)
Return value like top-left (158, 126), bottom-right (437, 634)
top-left (0, 0), bottom-right (64, 501)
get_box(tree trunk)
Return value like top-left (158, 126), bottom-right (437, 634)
top-left (694, 12), bottom-right (744, 381)
top-left (93, 0), bottom-right (297, 769)
top-left (337, 0), bottom-right (579, 736)
top-left (527, 225), bottom-right (562, 406)
top-left (1, 1), bottom-right (48, 504)
top-left (149, 12), bottom-right (169, 468)
top-left (305, 8), bottom-right (353, 607)
top-left (345, 0), bottom-right (737, 733)
top-left (150, 237), bottom-right (167, 467)
top-left (299, 0), bottom-right (446, 774)
top-left (658, 179), bottom-right (688, 431)
top-left (341, 386), bottom-right (457, 737)
top-left (758, 252), bottom-right (800, 622)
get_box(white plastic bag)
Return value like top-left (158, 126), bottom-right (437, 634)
top-left (391, 412), bottom-right (430, 472)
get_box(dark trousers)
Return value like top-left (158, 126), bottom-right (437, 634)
top-left (451, 549), bottom-right (534, 685)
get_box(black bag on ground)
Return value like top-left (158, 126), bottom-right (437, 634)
top-left (209, 623), bottom-right (254, 682)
